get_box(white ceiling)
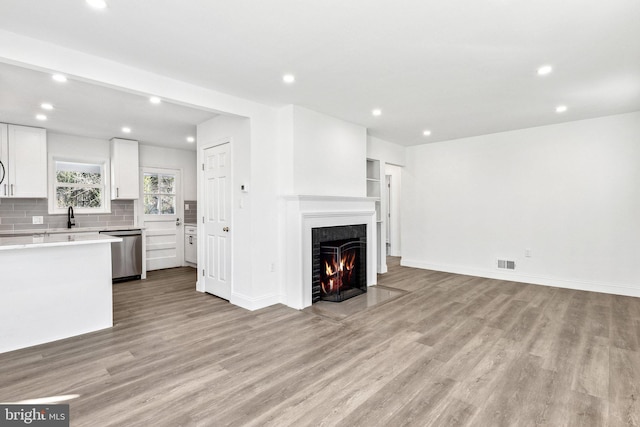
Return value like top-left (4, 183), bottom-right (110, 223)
top-left (0, 0), bottom-right (639, 146)
top-left (0, 62), bottom-right (216, 150)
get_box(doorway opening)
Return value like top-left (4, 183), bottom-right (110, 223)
top-left (384, 164), bottom-right (402, 258)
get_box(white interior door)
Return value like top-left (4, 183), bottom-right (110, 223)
top-left (203, 143), bottom-right (232, 300)
top-left (140, 167), bottom-right (184, 271)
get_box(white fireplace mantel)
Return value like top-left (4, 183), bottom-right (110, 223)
top-left (281, 195), bottom-right (377, 309)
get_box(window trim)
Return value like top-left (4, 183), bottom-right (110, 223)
top-left (48, 156), bottom-right (111, 215)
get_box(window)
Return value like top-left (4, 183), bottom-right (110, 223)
top-left (51, 160), bottom-right (109, 213)
top-left (143, 172), bottom-right (176, 215)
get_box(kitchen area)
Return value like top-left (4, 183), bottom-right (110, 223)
top-left (1, 126), bottom-right (145, 280)
top-left (0, 61), bottom-right (214, 354)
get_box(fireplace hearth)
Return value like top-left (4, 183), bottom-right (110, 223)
top-left (312, 225), bottom-right (366, 303)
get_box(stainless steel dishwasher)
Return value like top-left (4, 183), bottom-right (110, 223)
top-left (99, 229), bottom-right (142, 282)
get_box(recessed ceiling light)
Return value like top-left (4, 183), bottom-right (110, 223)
top-left (282, 74), bottom-right (295, 84)
top-left (537, 65), bottom-right (553, 76)
top-left (86, 0), bottom-right (107, 9)
top-left (372, 109), bottom-right (382, 117)
top-left (52, 74), bottom-right (67, 83)
top-left (41, 103), bottom-right (54, 110)
top-left (36, 114), bottom-right (47, 121)
top-left (423, 130), bottom-right (432, 136)
top-left (555, 105), bottom-right (568, 113)
top-left (186, 136), bottom-right (195, 143)
top-left (121, 127), bottom-right (131, 133)
top-left (149, 96), bottom-right (161, 104)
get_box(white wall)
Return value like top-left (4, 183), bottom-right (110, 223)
top-left (284, 105), bottom-right (367, 197)
top-left (367, 135), bottom-right (406, 167)
top-left (402, 111), bottom-right (640, 296)
top-left (197, 114), bottom-right (251, 303)
top-left (277, 105), bottom-right (295, 195)
top-left (198, 113), bottom-right (280, 309)
top-left (48, 133), bottom-right (110, 159)
top-left (139, 144), bottom-right (197, 200)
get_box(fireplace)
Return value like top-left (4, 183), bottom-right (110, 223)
top-left (312, 225), bottom-right (367, 303)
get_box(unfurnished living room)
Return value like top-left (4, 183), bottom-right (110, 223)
top-left (0, 1), bottom-right (639, 426)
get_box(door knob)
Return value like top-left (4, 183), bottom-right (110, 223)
top-left (176, 218), bottom-right (181, 226)
top-left (223, 227), bottom-right (229, 232)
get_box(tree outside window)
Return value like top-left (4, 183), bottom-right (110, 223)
top-left (55, 161), bottom-right (104, 209)
top-left (144, 173), bottom-right (176, 214)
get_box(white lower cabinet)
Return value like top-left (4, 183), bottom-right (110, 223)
top-left (185, 225), bottom-right (197, 265)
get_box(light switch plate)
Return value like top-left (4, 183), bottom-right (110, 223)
top-left (32, 216), bottom-right (44, 224)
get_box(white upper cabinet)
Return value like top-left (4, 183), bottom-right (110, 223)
top-left (110, 138), bottom-right (139, 200)
top-left (0, 124), bottom-right (47, 198)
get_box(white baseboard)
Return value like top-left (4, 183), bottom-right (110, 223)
top-left (231, 292), bottom-right (283, 311)
top-left (401, 259), bottom-right (640, 298)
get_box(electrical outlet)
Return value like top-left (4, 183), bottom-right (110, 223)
top-left (185, 204), bottom-right (190, 210)
top-left (32, 216), bottom-right (43, 225)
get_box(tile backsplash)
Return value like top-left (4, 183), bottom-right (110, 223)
top-left (184, 200), bottom-right (197, 224)
top-left (0, 198), bottom-right (134, 232)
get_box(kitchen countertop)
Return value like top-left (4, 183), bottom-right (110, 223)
top-left (0, 225), bottom-right (144, 237)
top-left (0, 232), bottom-right (121, 251)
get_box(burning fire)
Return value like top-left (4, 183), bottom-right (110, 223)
top-left (321, 251), bottom-right (356, 295)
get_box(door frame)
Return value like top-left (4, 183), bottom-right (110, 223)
top-left (138, 166), bottom-right (185, 270)
top-left (384, 163), bottom-right (402, 257)
top-left (385, 174), bottom-right (391, 256)
top-left (197, 138), bottom-right (233, 294)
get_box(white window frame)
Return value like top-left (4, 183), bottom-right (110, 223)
top-left (48, 156), bottom-right (111, 214)
top-left (142, 171), bottom-right (177, 216)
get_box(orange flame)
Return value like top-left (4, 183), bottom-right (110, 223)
top-left (320, 250), bottom-right (357, 295)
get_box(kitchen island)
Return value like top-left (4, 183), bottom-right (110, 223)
top-left (0, 233), bottom-right (121, 354)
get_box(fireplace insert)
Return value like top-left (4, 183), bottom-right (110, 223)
top-left (312, 225), bottom-right (367, 303)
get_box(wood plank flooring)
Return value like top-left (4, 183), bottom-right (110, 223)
top-left (1, 259), bottom-right (640, 426)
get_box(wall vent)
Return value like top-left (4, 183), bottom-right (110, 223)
top-left (497, 259), bottom-right (516, 270)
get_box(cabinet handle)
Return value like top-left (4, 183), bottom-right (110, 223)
top-left (10, 184), bottom-right (13, 196)
top-left (3, 184), bottom-right (6, 196)
top-left (189, 236), bottom-right (193, 244)
top-left (116, 187), bottom-right (119, 198)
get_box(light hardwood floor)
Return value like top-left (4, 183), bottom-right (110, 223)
top-left (1, 259), bottom-right (639, 426)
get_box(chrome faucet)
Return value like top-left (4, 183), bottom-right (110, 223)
top-left (67, 206), bottom-right (76, 229)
